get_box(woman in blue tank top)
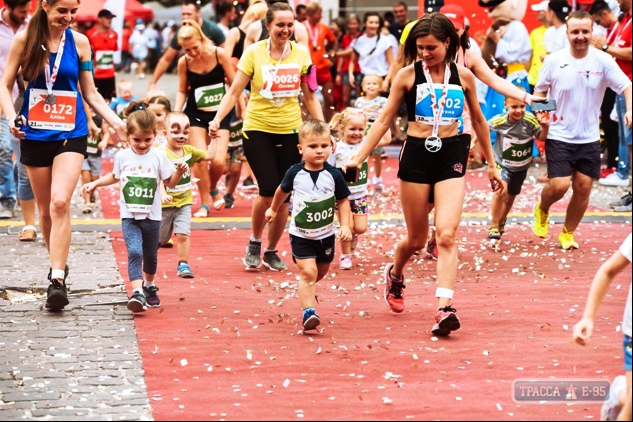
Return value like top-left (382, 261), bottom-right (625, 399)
top-left (0, 0), bottom-right (127, 311)
top-left (344, 13), bottom-right (503, 337)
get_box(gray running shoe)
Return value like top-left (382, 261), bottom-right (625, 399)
top-left (244, 240), bottom-right (262, 269)
top-left (609, 192), bottom-right (632, 208)
top-left (263, 250), bottom-right (287, 271)
top-left (614, 203), bottom-right (632, 212)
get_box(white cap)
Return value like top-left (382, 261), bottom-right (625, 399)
top-left (531, 0), bottom-right (549, 12)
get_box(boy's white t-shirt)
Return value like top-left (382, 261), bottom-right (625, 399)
top-left (535, 47), bottom-right (632, 144)
top-left (620, 233), bottom-right (632, 337)
top-left (113, 148), bottom-right (175, 221)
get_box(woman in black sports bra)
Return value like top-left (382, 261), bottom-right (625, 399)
top-left (345, 14), bottom-right (503, 337)
top-left (176, 20), bottom-right (235, 217)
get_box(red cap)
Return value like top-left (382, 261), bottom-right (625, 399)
top-left (440, 4), bottom-right (465, 30)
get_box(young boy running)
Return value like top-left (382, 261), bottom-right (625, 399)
top-left (265, 120), bottom-right (353, 332)
top-left (487, 94), bottom-right (550, 240)
top-left (160, 112), bottom-right (217, 279)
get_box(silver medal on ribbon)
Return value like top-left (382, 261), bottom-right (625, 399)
top-left (425, 136), bottom-right (442, 153)
top-left (45, 94), bottom-right (57, 105)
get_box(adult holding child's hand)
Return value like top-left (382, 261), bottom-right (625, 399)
top-left (0, 0), bottom-right (127, 311)
top-left (208, 1), bottom-right (322, 272)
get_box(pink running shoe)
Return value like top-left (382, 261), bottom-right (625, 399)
top-left (383, 263), bottom-right (406, 313)
top-left (432, 306), bottom-right (461, 336)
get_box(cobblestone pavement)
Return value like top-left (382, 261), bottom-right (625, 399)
top-left (0, 230), bottom-right (152, 420)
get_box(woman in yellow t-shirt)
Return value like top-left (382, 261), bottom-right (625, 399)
top-left (208, 1), bottom-right (323, 272)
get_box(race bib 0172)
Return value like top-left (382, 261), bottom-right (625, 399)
top-left (28, 89), bottom-right (77, 131)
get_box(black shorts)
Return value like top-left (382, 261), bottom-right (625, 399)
top-left (498, 165), bottom-right (528, 196)
top-left (428, 134), bottom-right (470, 204)
top-left (399, 134), bottom-right (466, 185)
top-left (20, 136), bottom-right (88, 167)
top-left (184, 109), bottom-right (231, 130)
top-left (290, 234), bottom-right (336, 264)
top-left (242, 130), bottom-right (302, 198)
top-left (94, 77), bottom-right (116, 102)
top-left (545, 139), bottom-right (601, 180)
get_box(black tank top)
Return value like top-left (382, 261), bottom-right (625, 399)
top-left (184, 48), bottom-right (226, 115)
top-left (233, 27), bottom-right (246, 59)
top-left (405, 61), bottom-right (463, 123)
top-left (259, 19), bottom-right (296, 42)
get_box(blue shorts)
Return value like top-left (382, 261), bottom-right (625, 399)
top-left (625, 335), bottom-right (632, 372)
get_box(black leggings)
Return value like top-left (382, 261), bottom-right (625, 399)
top-left (242, 131), bottom-right (302, 198)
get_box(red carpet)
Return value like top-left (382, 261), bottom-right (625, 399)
top-left (108, 222), bottom-right (631, 420)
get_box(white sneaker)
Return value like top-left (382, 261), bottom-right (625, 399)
top-left (601, 375), bottom-right (626, 421)
top-left (614, 203), bottom-right (632, 212)
top-left (339, 254), bottom-right (352, 270)
top-left (599, 173), bottom-right (630, 187)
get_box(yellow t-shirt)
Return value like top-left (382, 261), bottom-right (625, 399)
top-left (161, 145), bottom-right (207, 208)
top-left (528, 25), bottom-right (547, 86)
top-left (400, 20), bottom-right (418, 46)
top-left (238, 40), bottom-right (312, 134)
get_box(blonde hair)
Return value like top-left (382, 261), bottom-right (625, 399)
top-left (330, 108), bottom-right (367, 135)
top-left (124, 101), bottom-right (156, 135)
top-left (361, 74), bottom-right (383, 89)
top-left (299, 119), bottom-right (330, 142)
top-left (242, 1), bottom-right (268, 27)
top-left (306, 2), bottom-right (322, 14)
top-left (178, 19), bottom-right (213, 46)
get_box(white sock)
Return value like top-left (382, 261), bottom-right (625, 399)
top-left (250, 235), bottom-right (262, 243)
top-left (264, 248), bottom-right (277, 253)
top-left (143, 280), bottom-right (155, 288)
top-left (435, 287), bottom-right (454, 299)
top-left (51, 269), bottom-right (65, 280)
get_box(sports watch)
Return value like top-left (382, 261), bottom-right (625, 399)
top-left (602, 44), bottom-right (609, 52)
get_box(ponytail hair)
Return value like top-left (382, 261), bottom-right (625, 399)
top-left (178, 19), bottom-right (213, 47)
top-left (22, 0), bottom-right (58, 83)
top-left (148, 96), bottom-right (172, 113)
top-left (124, 101), bottom-right (156, 135)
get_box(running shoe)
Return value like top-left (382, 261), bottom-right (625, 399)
top-left (143, 285), bottom-right (161, 308)
top-left (244, 240), bottom-right (262, 269)
top-left (159, 238), bottom-right (174, 248)
top-left (559, 227), bottom-right (579, 250)
top-left (302, 308), bottom-right (321, 331)
top-left (487, 225), bottom-right (502, 240)
top-left (532, 202), bottom-right (549, 238)
top-left (614, 203), bottom-right (632, 212)
top-left (45, 266), bottom-right (70, 310)
top-left (263, 250), bottom-right (287, 271)
top-left (242, 176), bottom-right (257, 189)
top-left (339, 254), bottom-right (353, 270)
top-left (177, 262), bottom-right (194, 278)
top-left (127, 292), bottom-right (147, 313)
top-left (600, 375), bottom-right (626, 421)
top-left (224, 193), bottom-right (235, 209)
top-left (425, 239), bottom-right (438, 260)
top-left (350, 234), bottom-right (359, 251)
top-left (431, 305), bottom-right (461, 337)
top-left (599, 173), bottom-right (630, 187)
top-left (609, 192), bottom-right (632, 208)
top-left (383, 263), bottom-right (406, 313)
top-left (499, 219), bottom-right (507, 236)
top-left (599, 167), bottom-right (616, 180)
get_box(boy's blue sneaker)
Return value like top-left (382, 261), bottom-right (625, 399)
top-left (177, 262), bottom-right (194, 279)
top-left (302, 308), bottom-right (321, 331)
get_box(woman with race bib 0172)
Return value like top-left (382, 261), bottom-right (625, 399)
top-left (208, 1), bottom-right (323, 272)
top-left (0, 0), bottom-right (127, 311)
top-left (344, 14), bottom-right (503, 337)
top-left (176, 20), bottom-right (235, 217)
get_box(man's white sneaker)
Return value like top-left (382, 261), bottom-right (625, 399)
top-left (599, 173), bottom-right (629, 187)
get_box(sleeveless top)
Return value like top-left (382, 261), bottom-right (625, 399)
top-left (183, 48), bottom-right (226, 116)
top-left (259, 19), bottom-right (296, 42)
top-left (21, 28), bottom-right (88, 141)
top-left (405, 61), bottom-right (465, 127)
top-left (233, 27), bottom-right (246, 59)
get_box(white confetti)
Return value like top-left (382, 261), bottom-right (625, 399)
top-left (496, 403), bottom-right (502, 411)
top-left (283, 379), bottom-right (291, 388)
top-left (180, 359), bottom-right (188, 366)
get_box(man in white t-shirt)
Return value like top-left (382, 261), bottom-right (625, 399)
top-left (544, 0), bottom-right (571, 54)
top-left (532, 11), bottom-right (632, 250)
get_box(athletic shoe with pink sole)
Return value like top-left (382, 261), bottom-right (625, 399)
top-left (383, 263), bottom-right (406, 313)
top-left (432, 305), bottom-right (461, 336)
